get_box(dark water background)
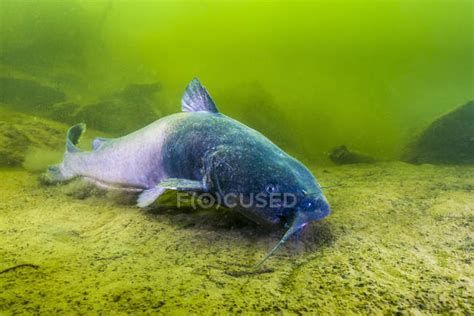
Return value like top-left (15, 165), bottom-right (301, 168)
top-left (1, 0), bottom-right (472, 165)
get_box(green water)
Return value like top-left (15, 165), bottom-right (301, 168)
top-left (0, 0), bottom-right (473, 314)
top-left (1, 0), bottom-right (472, 163)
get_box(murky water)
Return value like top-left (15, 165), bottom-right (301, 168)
top-left (1, 0), bottom-right (472, 162)
top-left (0, 0), bottom-right (472, 313)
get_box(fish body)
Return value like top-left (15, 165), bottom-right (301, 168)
top-left (47, 78), bottom-right (331, 265)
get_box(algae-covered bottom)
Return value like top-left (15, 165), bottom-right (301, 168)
top-left (0, 162), bottom-right (472, 314)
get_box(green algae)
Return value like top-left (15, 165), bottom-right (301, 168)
top-left (0, 163), bottom-right (472, 313)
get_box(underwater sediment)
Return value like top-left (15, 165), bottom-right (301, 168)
top-left (0, 162), bottom-right (472, 313)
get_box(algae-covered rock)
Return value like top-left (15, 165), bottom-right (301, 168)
top-left (0, 75), bottom-right (160, 135)
top-left (47, 101), bottom-right (81, 122)
top-left (115, 82), bottom-right (161, 104)
top-left (403, 100), bottom-right (474, 165)
top-left (46, 82), bottom-right (161, 134)
top-left (329, 145), bottom-right (376, 165)
top-left (219, 83), bottom-right (303, 157)
top-left (0, 121), bottom-right (29, 166)
top-left (74, 82), bottom-right (161, 134)
top-left (0, 107), bottom-right (65, 166)
top-left (0, 77), bottom-right (66, 112)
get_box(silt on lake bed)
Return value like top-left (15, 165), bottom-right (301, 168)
top-left (0, 0), bottom-right (472, 314)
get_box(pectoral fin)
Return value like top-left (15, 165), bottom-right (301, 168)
top-left (137, 186), bottom-right (166, 208)
top-left (136, 178), bottom-right (206, 208)
top-left (158, 178), bottom-right (206, 191)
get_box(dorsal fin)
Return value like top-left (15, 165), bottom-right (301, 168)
top-left (181, 78), bottom-right (219, 113)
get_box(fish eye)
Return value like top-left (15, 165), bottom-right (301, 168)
top-left (301, 199), bottom-right (314, 209)
top-left (265, 184), bottom-right (277, 194)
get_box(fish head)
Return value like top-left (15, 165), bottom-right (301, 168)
top-left (205, 145), bottom-right (330, 227)
top-left (251, 156), bottom-right (331, 268)
top-left (205, 144), bottom-right (331, 268)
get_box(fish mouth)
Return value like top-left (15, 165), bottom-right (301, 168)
top-left (297, 195), bottom-right (331, 221)
top-left (310, 202), bottom-right (331, 221)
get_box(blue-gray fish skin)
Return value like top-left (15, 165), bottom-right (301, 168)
top-left (47, 78), bottom-right (331, 266)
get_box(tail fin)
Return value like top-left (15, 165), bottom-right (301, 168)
top-left (66, 123), bottom-right (86, 153)
top-left (42, 123), bottom-right (86, 184)
top-left (41, 164), bottom-right (69, 184)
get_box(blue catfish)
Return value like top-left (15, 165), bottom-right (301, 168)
top-left (46, 78), bottom-right (331, 266)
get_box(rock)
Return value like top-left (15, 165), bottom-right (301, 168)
top-left (48, 82), bottom-right (161, 134)
top-left (0, 107), bottom-right (65, 166)
top-left (115, 82), bottom-right (161, 104)
top-left (0, 77), bottom-right (66, 112)
top-left (403, 101), bottom-right (474, 165)
top-left (329, 145), bottom-right (376, 165)
top-left (81, 82), bottom-right (161, 134)
top-left (0, 76), bottom-right (160, 135)
top-left (0, 121), bottom-right (29, 166)
top-left (218, 83), bottom-right (304, 157)
top-left (47, 101), bottom-right (81, 123)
